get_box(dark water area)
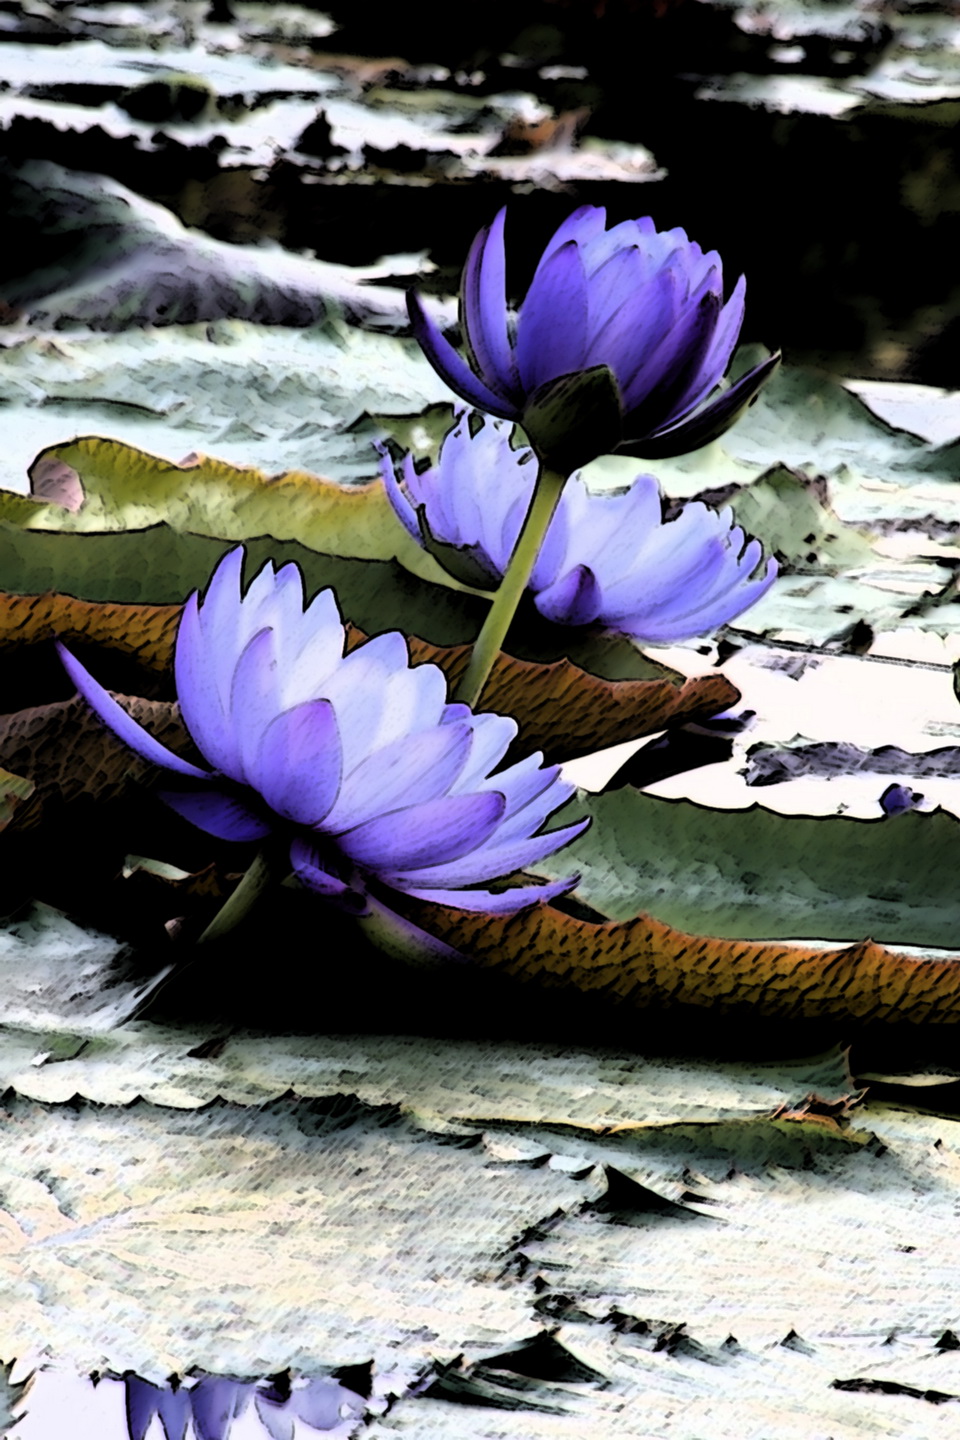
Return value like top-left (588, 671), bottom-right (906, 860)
top-left (0, 0), bottom-right (958, 385)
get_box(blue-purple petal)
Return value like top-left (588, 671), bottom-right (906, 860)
top-left (190, 1378), bottom-right (253, 1440)
top-left (337, 790), bottom-right (506, 873)
top-left (515, 240), bottom-right (589, 393)
top-left (536, 205), bottom-right (607, 271)
top-left (125, 1377), bottom-right (191, 1440)
top-left (378, 443), bottom-right (420, 541)
top-left (159, 786), bottom-right (272, 841)
top-left (622, 352), bottom-right (781, 460)
top-left (400, 871), bottom-right (582, 913)
top-left (534, 564), bottom-right (603, 626)
top-left (251, 700), bottom-right (342, 827)
top-left (461, 207), bottom-right (520, 402)
top-left (407, 290), bottom-right (519, 418)
top-left (57, 642), bottom-right (211, 780)
top-left (329, 720), bottom-right (473, 831)
top-left (387, 814), bottom-right (589, 889)
top-left (175, 590), bottom-right (240, 777)
top-left (290, 837), bottom-right (363, 909)
top-left (229, 626), bottom-right (282, 784)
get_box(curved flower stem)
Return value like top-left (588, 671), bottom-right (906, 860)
top-left (454, 461), bottom-right (567, 709)
top-left (197, 846), bottom-right (278, 945)
top-left (357, 892), bottom-right (468, 968)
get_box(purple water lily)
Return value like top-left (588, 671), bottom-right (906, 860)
top-left (124, 1371), bottom-right (366, 1440)
top-left (408, 206), bottom-right (778, 465)
top-left (382, 412), bottom-right (777, 644)
top-left (58, 547), bottom-right (586, 915)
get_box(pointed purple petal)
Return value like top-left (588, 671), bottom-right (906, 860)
top-left (516, 241), bottom-right (589, 393)
top-left (126, 1377), bottom-right (190, 1440)
top-left (228, 626), bottom-right (281, 784)
top-left (159, 786), bottom-right (272, 841)
top-left (623, 550), bottom-right (778, 640)
top-left (250, 700), bottom-right (342, 826)
top-left (673, 273), bottom-right (747, 415)
top-left (621, 283), bottom-right (722, 436)
top-left (328, 721), bottom-right (473, 831)
top-left (378, 442), bottom-right (420, 541)
top-left (621, 352), bottom-right (781, 459)
top-left (400, 871), bottom-right (582, 914)
top-left (461, 208), bottom-right (520, 402)
top-left (192, 546), bottom-right (246, 717)
top-left (57, 642), bottom-right (211, 780)
top-left (190, 1378), bottom-right (253, 1440)
top-left (407, 290), bottom-right (518, 418)
top-left (337, 791), bottom-right (506, 873)
top-left (388, 815), bottom-right (589, 887)
top-left (536, 205), bottom-right (607, 270)
top-left (534, 564), bottom-right (604, 626)
top-left (175, 590), bottom-right (240, 777)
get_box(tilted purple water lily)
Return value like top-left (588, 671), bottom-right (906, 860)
top-left (57, 547), bottom-right (587, 916)
top-left (382, 411), bottom-right (777, 644)
top-left (407, 205), bottom-right (779, 465)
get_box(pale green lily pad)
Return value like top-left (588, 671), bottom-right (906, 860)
top-left (0, 524), bottom-right (485, 643)
top-left (0, 316), bottom-right (457, 493)
top-left (0, 1022), bottom-right (852, 1122)
top-left (535, 788), bottom-right (960, 944)
top-left (722, 463), bottom-right (874, 572)
top-left (0, 1089), bottom-right (601, 1381)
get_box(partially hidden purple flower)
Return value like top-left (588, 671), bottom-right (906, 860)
top-left (381, 411), bottom-right (777, 644)
top-left (407, 205), bottom-right (779, 464)
top-left (58, 547), bottom-right (587, 915)
top-left (124, 1371), bottom-right (366, 1440)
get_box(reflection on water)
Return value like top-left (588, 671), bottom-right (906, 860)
top-left (9, 1367), bottom-right (367, 1438)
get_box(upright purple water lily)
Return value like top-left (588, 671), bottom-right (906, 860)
top-left (382, 412), bottom-right (777, 644)
top-left (57, 547), bottom-right (587, 916)
top-left (408, 205), bottom-right (779, 466)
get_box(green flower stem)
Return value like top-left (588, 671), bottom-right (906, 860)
top-left (454, 461), bottom-right (567, 709)
top-left (197, 846), bottom-right (277, 945)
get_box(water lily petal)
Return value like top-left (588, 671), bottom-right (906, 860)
top-left (125, 1377), bottom-right (191, 1440)
top-left (329, 720), bottom-right (473, 831)
top-left (401, 871), bottom-right (582, 913)
top-left (671, 273), bottom-right (747, 418)
top-left (175, 591), bottom-right (239, 776)
top-left (536, 204), bottom-right (607, 270)
top-left (389, 814), bottom-right (589, 888)
top-left (407, 290), bottom-right (517, 417)
top-left (378, 443), bottom-right (421, 541)
top-left (57, 642), bottom-right (211, 780)
top-left (252, 700), bottom-right (343, 827)
top-left (449, 711), bottom-right (519, 791)
top-left (461, 207), bottom-right (520, 401)
top-left (621, 278), bottom-right (722, 429)
top-left (290, 837), bottom-right (363, 909)
top-left (190, 1377), bottom-right (253, 1440)
top-left (516, 240), bottom-right (589, 393)
top-left (229, 626), bottom-right (282, 784)
top-left (338, 791), bottom-right (506, 872)
top-left (159, 786), bottom-right (272, 841)
top-left (534, 563), bottom-right (604, 626)
top-left (623, 351), bottom-right (782, 460)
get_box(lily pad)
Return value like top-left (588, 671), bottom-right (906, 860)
top-left (535, 786), bottom-right (960, 947)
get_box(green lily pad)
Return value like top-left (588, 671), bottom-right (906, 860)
top-left (534, 787), bottom-right (960, 947)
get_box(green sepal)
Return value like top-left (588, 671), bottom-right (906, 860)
top-left (521, 364), bottom-right (623, 473)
